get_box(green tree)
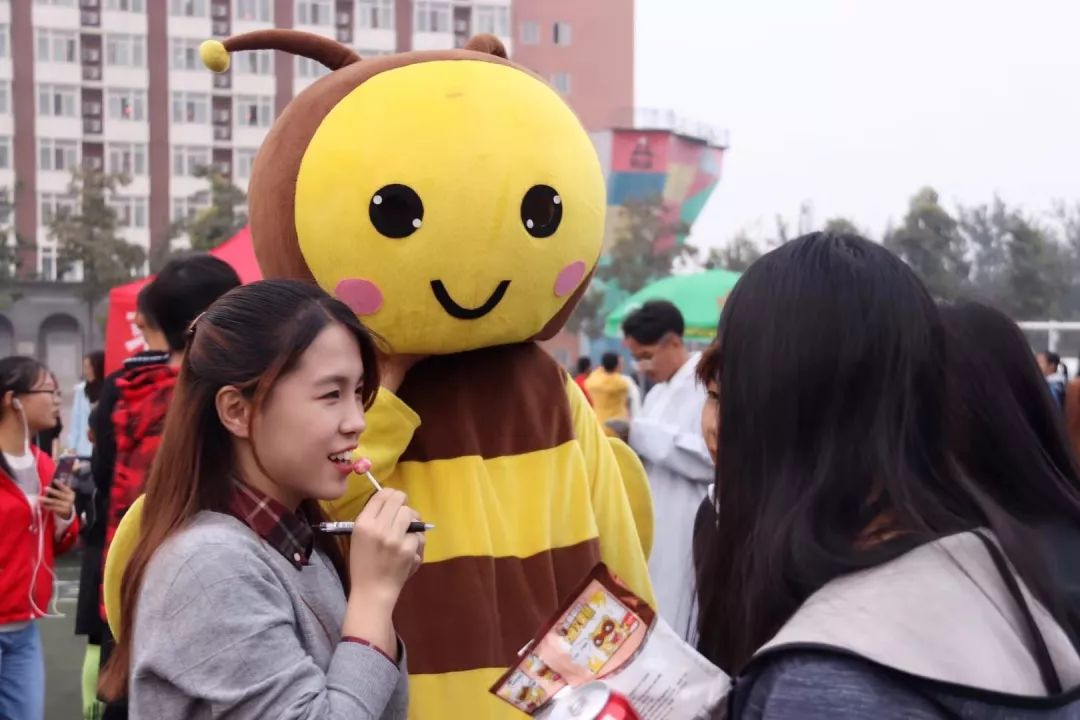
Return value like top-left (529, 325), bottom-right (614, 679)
top-left (704, 231), bottom-right (761, 272)
top-left (1004, 211), bottom-right (1066, 319)
top-left (48, 167), bottom-right (146, 327)
top-left (0, 186), bottom-right (35, 281)
top-left (172, 166), bottom-right (247, 251)
top-left (885, 187), bottom-right (969, 299)
top-left (957, 198), bottom-right (1011, 306)
top-left (822, 217), bottom-right (863, 236)
top-left (565, 282), bottom-right (606, 338)
top-left (600, 195), bottom-right (693, 293)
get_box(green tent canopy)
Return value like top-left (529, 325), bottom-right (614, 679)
top-left (604, 269), bottom-right (742, 340)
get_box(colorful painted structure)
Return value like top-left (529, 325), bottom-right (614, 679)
top-left (590, 108), bottom-right (728, 254)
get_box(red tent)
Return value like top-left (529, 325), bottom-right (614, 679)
top-left (103, 227), bottom-right (262, 374)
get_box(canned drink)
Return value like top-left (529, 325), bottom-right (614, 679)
top-left (548, 682), bottom-right (641, 720)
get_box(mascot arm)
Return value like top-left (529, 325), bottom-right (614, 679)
top-left (322, 387), bottom-right (421, 521)
top-left (565, 375), bottom-right (656, 606)
top-left (607, 437), bottom-right (654, 562)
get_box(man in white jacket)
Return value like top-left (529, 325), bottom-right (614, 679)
top-left (623, 301), bottom-right (714, 640)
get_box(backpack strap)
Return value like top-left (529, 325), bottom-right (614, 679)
top-left (972, 530), bottom-right (1062, 695)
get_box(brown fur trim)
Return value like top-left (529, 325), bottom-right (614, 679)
top-left (223, 29), bottom-right (361, 71)
top-left (464, 33), bottom-right (508, 58)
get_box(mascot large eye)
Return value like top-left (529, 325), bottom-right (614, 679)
top-left (520, 185), bottom-right (562, 238)
top-left (370, 184), bottom-right (424, 239)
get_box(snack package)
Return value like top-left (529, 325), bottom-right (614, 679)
top-left (490, 564), bottom-right (730, 719)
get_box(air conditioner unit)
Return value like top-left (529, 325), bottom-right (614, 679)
top-left (83, 101), bottom-right (102, 115)
top-left (216, 162), bottom-right (231, 175)
top-left (214, 126), bottom-right (231, 141)
top-left (336, 28), bottom-right (351, 43)
top-left (213, 20), bottom-right (229, 35)
top-left (212, 5), bottom-right (228, 18)
top-left (83, 66), bottom-right (102, 81)
top-left (84, 118), bottom-right (103, 133)
top-left (337, 12), bottom-right (350, 25)
top-left (85, 48), bottom-right (101, 62)
top-left (214, 109), bottom-right (229, 122)
top-left (213, 73), bottom-right (231, 89)
top-left (81, 11), bottom-right (101, 25)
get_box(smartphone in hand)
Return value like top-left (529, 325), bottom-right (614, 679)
top-left (51, 454), bottom-right (77, 489)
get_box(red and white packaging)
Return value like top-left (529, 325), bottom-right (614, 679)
top-left (490, 565), bottom-right (730, 720)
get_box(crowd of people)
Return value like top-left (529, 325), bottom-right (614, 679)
top-left (5, 231), bottom-right (1080, 718)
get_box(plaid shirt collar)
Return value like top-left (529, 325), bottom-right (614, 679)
top-left (227, 480), bottom-right (314, 570)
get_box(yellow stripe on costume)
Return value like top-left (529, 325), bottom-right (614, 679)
top-left (373, 442), bottom-right (600, 564)
top-left (408, 668), bottom-right (525, 720)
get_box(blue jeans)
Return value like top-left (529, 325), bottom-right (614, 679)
top-left (0, 623), bottom-right (45, 720)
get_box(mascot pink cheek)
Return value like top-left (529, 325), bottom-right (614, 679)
top-left (554, 261), bottom-right (586, 298)
top-left (335, 278), bottom-right (384, 315)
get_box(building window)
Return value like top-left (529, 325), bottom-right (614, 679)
top-left (520, 21), bottom-right (539, 45)
top-left (34, 0), bottom-right (76, 5)
top-left (357, 0), bottom-right (393, 29)
top-left (106, 33), bottom-right (146, 66)
top-left (107, 88), bottom-right (147, 121)
top-left (0, 137), bottom-right (10, 170)
top-left (296, 0), bottom-right (331, 25)
top-left (106, 0), bottom-right (146, 11)
top-left (171, 193), bottom-right (210, 222)
top-left (172, 146), bottom-right (211, 177)
top-left (38, 84), bottom-right (79, 118)
top-left (172, 91), bottom-right (210, 124)
top-left (235, 49), bottom-right (273, 75)
top-left (39, 246), bottom-right (57, 281)
top-left (235, 0), bottom-right (272, 22)
top-left (0, 84), bottom-right (9, 115)
top-left (170, 0), bottom-right (207, 16)
top-left (295, 55), bottom-right (330, 79)
top-left (107, 142), bottom-right (147, 176)
top-left (110, 196), bottom-right (148, 228)
top-left (40, 193), bottom-right (78, 224)
top-left (0, 25), bottom-right (8, 59)
top-left (414, 1), bottom-right (450, 33)
top-left (474, 5), bottom-right (509, 37)
top-left (170, 38), bottom-right (202, 71)
top-left (551, 72), bottom-right (571, 95)
top-left (553, 22), bottom-right (572, 46)
top-left (35, 29), bottom-right (79, 64)
top-left (234, 95), bottom-right (273, 128)
top-left (235, 148), bottom-right (257, 179)
top-left (39, 139), bottom-right (80, 172)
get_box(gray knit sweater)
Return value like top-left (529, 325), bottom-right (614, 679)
top-left (129, 511), bottom-right (409, 720)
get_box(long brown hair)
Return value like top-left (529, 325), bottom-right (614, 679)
top-left (99, 279), bottom-right (381, 699)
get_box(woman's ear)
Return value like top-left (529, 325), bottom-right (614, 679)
top-left (215, 386), bottom-right (252, 439)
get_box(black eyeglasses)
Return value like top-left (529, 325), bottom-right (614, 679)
top-left (24, 389), bottom-right (61, 400)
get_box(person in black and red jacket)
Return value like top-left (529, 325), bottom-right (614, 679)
top-left (0, 356), bottom-right (79, 720)
top-left (77, 254), bottom-right (239, 719)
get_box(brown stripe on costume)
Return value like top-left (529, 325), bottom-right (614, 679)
top-left (397, 343), bottom-right (574, 462)
top-left (394, 539), bottom-right (601, 675)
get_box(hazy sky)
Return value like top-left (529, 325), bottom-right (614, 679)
top-left (635, 0), bottom-right (1080, 250)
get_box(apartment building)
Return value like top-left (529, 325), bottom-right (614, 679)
top-left (5, 0), bottom-right (631, 279)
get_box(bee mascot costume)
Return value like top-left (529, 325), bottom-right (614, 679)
top-left (104, 30), bottom-right (655, 718)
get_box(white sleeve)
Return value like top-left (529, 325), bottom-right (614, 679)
top-left (628, 415), bottom-right (714, 483)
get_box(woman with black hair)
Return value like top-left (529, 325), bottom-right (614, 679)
top-left (67, 350), bottom-right (104, 458)
top-left (942, 302), bottom-right (1080, 629)
top-left (696, 232), bottom-right (1080, 718)
top-left (0, 356), bottom-right (79, 719)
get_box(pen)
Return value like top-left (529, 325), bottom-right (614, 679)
top-left (315, 521), bottom-right (435, 535)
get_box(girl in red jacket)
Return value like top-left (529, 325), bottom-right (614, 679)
top-left (0, 356), bottom-right (78, 720)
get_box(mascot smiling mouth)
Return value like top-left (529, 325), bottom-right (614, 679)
top-left (430, 279), bottom-right (511, 320)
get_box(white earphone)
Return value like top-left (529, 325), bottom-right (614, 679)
top-left (12, 397), bottom-right (22, 411)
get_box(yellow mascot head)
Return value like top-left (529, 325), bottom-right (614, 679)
top-left (203, 30), bottom-right (605, 354)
